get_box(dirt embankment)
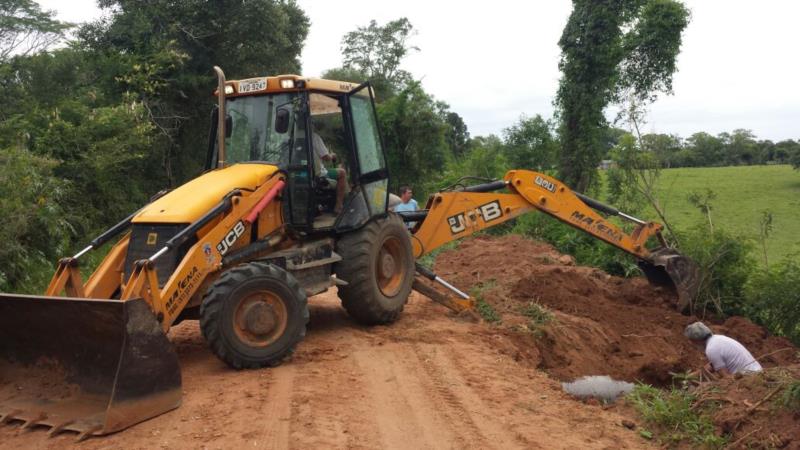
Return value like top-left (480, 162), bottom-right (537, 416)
top-left (436, 235), bottom-right (798, 385)
top-left (435, 234), bottom-right (800, 448)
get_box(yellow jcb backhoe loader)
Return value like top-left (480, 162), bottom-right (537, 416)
top-left (0, 68), bottom-right (698, 440)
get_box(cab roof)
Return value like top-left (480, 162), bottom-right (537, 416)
top-left (215, 74), bottom-right (365, 98)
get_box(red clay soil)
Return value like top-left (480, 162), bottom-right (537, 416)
top-left (436, 235), bottom-right (800, 447)
top-left (435, 235), bottom-right (799, 385)
top-left (700, 365), bottom-right (800, 449)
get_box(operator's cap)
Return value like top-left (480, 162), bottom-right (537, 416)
top-left (684, 321), bottom-right (713, 341)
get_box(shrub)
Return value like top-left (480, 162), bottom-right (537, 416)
top-left (676, 225), bottom-right (756, 317)
top-left (745, 257), bottom-right (800, 345)
top-left (627, 384), bottom-right (725, 448)
top-left (0, 147), bottom-right (71, 292)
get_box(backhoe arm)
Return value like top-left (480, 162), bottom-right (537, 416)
top-left (410, 169), bottom-right (662, 260)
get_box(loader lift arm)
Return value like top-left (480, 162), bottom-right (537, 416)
top-left (404, 169), bottom-right (698, 310)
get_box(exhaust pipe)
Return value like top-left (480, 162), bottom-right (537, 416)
top-left (213, 66), bottom-right (227, 169)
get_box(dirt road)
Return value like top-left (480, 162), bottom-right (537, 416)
top-left (0, 290), bottom-right (648, 449)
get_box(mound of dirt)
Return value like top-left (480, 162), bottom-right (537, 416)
top-left (435, 235), bottom-right (798, 385)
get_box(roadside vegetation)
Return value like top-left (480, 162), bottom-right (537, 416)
top-left (469, 280), bottom-right (501, 323)
top-left (627, 384), bottom-right (726, 448)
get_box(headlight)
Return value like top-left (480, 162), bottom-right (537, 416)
top-left (280, 79), bottom-right (295, 89)
top-left (224, 85), bottom-right (234, 95)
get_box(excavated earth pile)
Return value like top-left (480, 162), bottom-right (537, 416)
top-left (435, 235), bottom-right (798, 385)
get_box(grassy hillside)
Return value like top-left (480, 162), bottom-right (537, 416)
top-left (644, 165), bottom-right (800, 264)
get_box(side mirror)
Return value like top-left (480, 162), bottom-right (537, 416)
top-left (225, 115), bottom-right (232, 138)
top-left (275, 107), bottom-right (290, 134)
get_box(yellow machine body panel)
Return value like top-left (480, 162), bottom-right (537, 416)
top-left (134, 164), bottom-right (279, 223)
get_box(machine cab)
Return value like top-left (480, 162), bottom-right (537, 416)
top-left (207, 73), bottom-right (390, 233)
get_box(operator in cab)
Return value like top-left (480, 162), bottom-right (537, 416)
top-left (311, 129), bottom-right (346, 214)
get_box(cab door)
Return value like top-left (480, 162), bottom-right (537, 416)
top-left (336, 83), bottom-right (390, 231)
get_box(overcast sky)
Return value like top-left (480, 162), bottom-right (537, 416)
top-left (38, 0), bottom-right (800, 141)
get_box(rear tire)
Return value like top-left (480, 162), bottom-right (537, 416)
top-left (200, 262), bottom-right (308, 369)
top-left (334, 213), bottom-right (414, 325)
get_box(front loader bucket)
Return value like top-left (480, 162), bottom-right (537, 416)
top-left (639, 248), bottom-right (700, 313)
top-left (0, 294), bottom-right (181, 439)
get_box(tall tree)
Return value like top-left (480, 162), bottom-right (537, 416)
top-left (377, 81), bottom-right (449, 194)
top-left (0, 0), bottom-right (70, 61)
top-left (443, 111), bottom-right (469, 157)
top-left (340, 17), bottom-right (418, 97)
top-left (79, 0), bottom-right (309, 183)
top-left (555, 0), bottom-right (689, 192)
top-left (722, 129), bottom-right (757, 165)
top-left (685, 132), bottom-right (723, 166)
top-left (774, 139), bottom-right (800, 165)
top-left (791, 147), bottom-right (800, 170)
top-left (641, 133), bottom-right (682, 167)
top-left (503, 114), bottom-right (557, 171)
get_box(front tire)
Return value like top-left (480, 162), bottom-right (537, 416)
top-left (200, 262), bottom-right (309, 369)
top-left (334, 213), bottom-right (415, 325)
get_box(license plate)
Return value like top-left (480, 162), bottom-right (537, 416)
top-left (238, 79), bottom-right (266, 93)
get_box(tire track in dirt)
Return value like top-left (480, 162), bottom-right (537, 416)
top-left (409, 342), bottom-right (523, 449)
top-left (429, 342), bottom-right (533, 447)
top-left (257, 364), bottom-right (294, 450)
top-left (285, 303), bottom-right (383, 450)
top-left (351, 344), bottom-right (458, 449)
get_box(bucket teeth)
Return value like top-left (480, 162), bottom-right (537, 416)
top-left (21, 412), bottom-right (47, 430)
top-left (0, 409), bottom-right (22, 424)
top-left (47, 420), bottom-right (74, 438)
top-left (76, 424), bottom-right (102, 442)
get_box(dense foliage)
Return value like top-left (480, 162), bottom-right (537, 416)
top-left (746, 259), bottom-right (800, 344)
top-left (0, 0), bottom-right (309, 290)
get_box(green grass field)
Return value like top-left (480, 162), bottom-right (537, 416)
top-left (639, 165), bottom-right (800, 264)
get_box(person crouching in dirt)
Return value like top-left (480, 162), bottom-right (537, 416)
top-left (684, 321), bottom-right (762, 378)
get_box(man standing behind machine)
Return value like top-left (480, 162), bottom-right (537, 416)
top-left (394, 185), bottom-right (418, 228)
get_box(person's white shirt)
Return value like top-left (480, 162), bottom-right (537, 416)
top-left (705, 335), bottom-right (762, 374)
top-left (312, 132), bottom-right (329, 178)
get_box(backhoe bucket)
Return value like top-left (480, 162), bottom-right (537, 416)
top-left (639, 248), bottom-right (700, 313)
top-left (0, 294), bottom-right (181, 439)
